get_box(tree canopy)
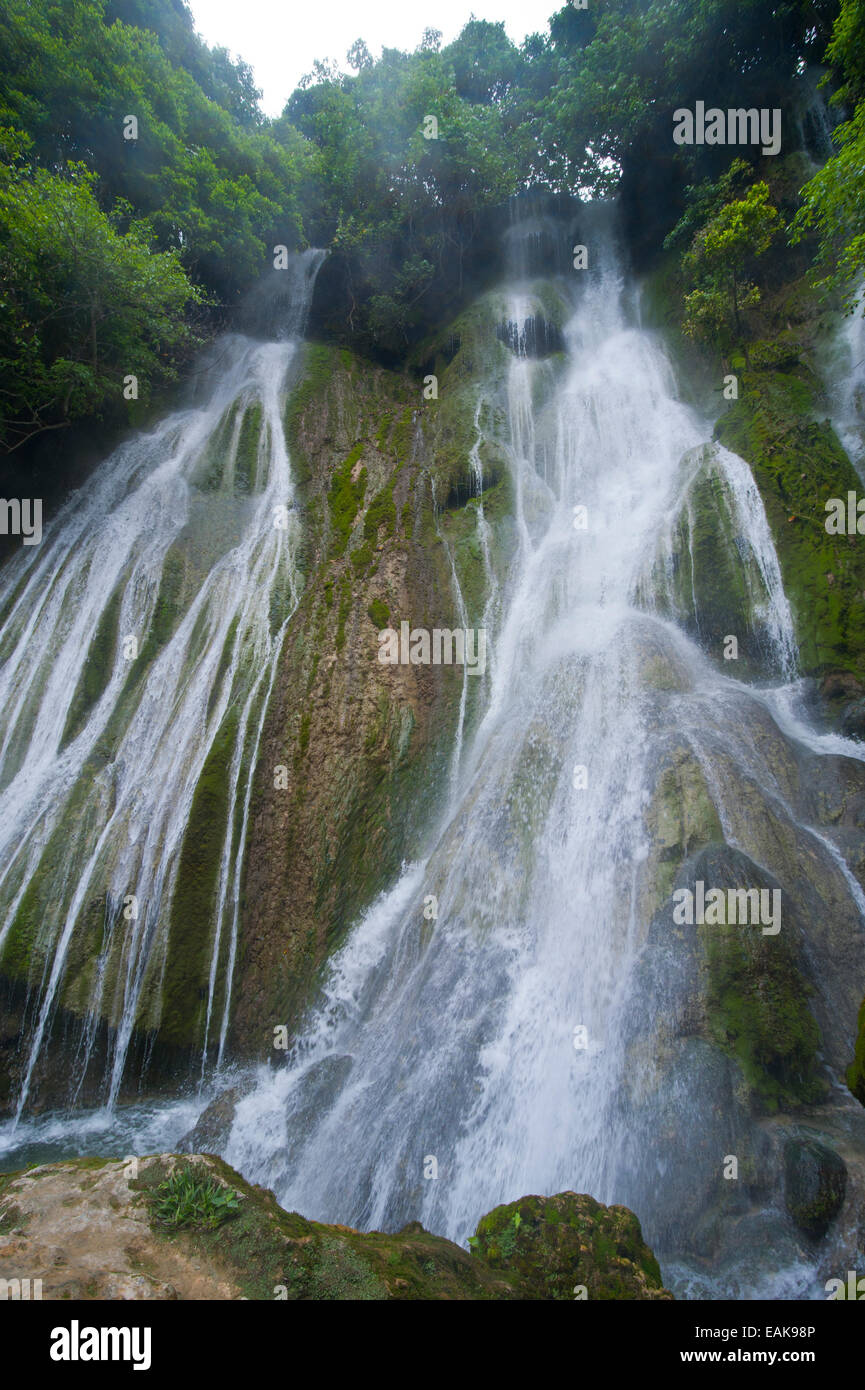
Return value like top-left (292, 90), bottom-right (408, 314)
top-left (0, 0), bottom-right (862, 455)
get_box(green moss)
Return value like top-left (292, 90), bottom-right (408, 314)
top-left (335, 576), bottom-right (352, 652)
top-left (234, 403), bottom-right (263, 496)
top-left (390, 407), bottom-right (414, 464)
top-left (655, 454), bottom-right (784, 674)
top-left (305, 1236), bottom-right (388, 1300)
top-left (283, 343), bottom-right (335, 493)
top-left (846, 995), bottom-right (865, 1106)
top-left (206, 616), bottom-right (239, 723)
top-left (298, 710), bottom-right (311, 757)
top-left (161, 708), bottom-right (238, 1048)
top-left (60, 584), bottom-right (123, 749)
top-left (0, 759), bottom-right (106, 981)
top-left (363, 482), bottom-right (397, 541)
top-left (714, 365), bottom-right (865, 677)
top-left (121, 546), bottom-right (187, 697)
top-left (194, 404), bottom-right (238, 493)
top-left (350, 540), bottom-right (374, 573)
top-left (702, 922), bottom-right (825, 1113)
top-left (367, 598), bottom-right (389, 628)
top-left (327, 445), bottom-right (367, 556)
top-left (375, 412), bottom-right (393, 451)
top-left (132, 1155), bottom-right (512, 1301)
top-left (472, 1192), bottom-right (669, 1300)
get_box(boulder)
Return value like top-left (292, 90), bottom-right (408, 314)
top-left (783, 1136), bottom-right (847, 1237)
top-left (471, 1191), bottom-right (673, 1300)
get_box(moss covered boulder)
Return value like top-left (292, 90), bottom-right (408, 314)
top-left (471, 1191), bottom-right (672, 1300)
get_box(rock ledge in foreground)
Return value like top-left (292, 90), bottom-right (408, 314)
top-left (0, 1153), bottom-right (672, 1300)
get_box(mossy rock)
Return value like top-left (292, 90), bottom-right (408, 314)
top-left (847, 995), bottom-right (865, 1107)
top-left (327, 444), bottom-right (367, 556)
top-left (715, 367), bottom-right (865, 678)
top-left (690, 844), bottom-right (825, 1114)
top-left (60, 584), bottom-right (123, 749)
top-left (471, 1191), bottom-right (672, 1300)
top-left (656, 448), bottom-right (788, 674)
top-left (160, 709), bottom-right (239, 1048)
top-left (783, 1136), bottom-right (847, 1238)
top-left (233, 403), bottom-right (263, 496)
top-left (132, 1155), bottom-right (516, 1300)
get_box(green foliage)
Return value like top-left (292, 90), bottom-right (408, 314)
top-left (533, 0), bottom-right (833, 196)
top-left (791, 2), bottom-right (865, 307)
top-left (0, 159), bottom-right (201, 450)
top-left (0, 0), bottom-right (310, 453)
top-left (285, 23), bottom-right (530, 352)
top-left (0, 0), bottom-right (856, 451)
top-left (679, 183), bottom-right (781, 348)
top-left (150, 1164), bottom-right (241, 1230)
top-left (0, 0), bottom-right (307, 297)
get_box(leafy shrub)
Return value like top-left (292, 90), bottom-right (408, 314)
top-left (150, 1164), bottom-right (241, 1231)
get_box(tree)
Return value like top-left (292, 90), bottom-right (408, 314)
top-left (682, 183), bottom-right (781, 349)
top-left (346, 39), bottom-right (373, 72)
top-left (0, 160), bottom-right (202, 451)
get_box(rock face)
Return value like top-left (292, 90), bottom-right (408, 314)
top-left (178, 1088), bottom-right (240, 1154)
top-left (0, 1154), bottom-right (671, 1301)
top-left (230, 311), bottom-right (517, 1056)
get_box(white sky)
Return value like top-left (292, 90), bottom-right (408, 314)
top-left (187, 0), bottom-right (556, 117)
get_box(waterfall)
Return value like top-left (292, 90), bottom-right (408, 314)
top-left (3, 211), bottom-right (865, 1302)
top-left (822, 288), bottom-right (865, 481)
top-left (219, 221), bottom-right (865, 1297)
top-left (0, 249), bottom-right (324, 1119)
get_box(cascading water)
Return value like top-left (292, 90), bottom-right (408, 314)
top-left (218, 213), bottom-right (865, 1298)
top-left (3, 206), bottom-right (865, 1302)
top-left (823, 287), bottom-right (865, 479)
top-left (0, 249), bottom-right (324, 1125)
